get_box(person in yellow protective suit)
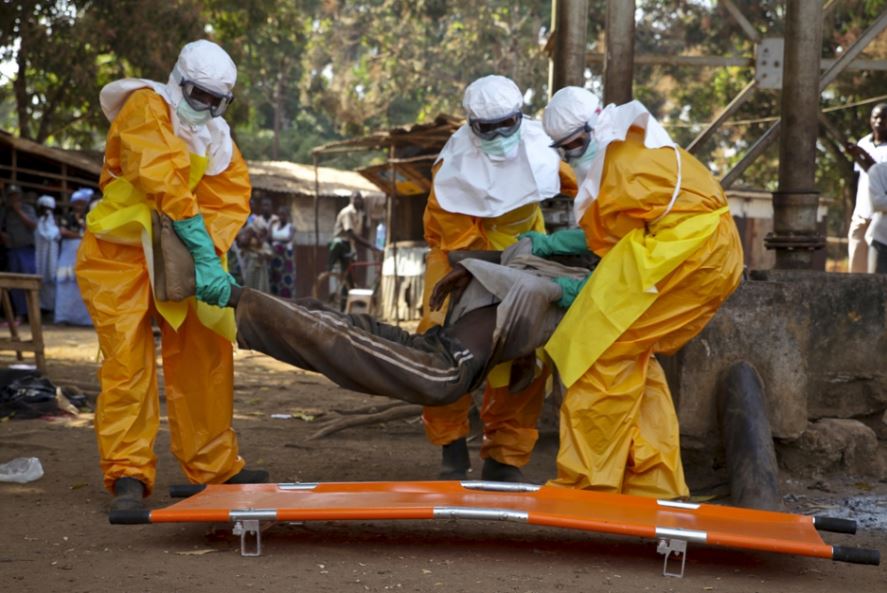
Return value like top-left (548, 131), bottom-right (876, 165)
top-left (75, 40), bottom-right (267, 514)
top-left (420, 75), bottom-right (577, 481)
top-left (525, 87), bottom-right (743, 498)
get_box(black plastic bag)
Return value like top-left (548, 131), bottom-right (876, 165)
top-left (0, 374), bottom-right (60, 420)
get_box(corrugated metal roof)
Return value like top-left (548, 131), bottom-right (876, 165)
top-left (247, 160), bottom-right (383, 198)
top-left (312, 114), bottom-right (461, 155)
top-left (0, 130), bottom-right (102, 175)
top-left (1, 130), bottom-right (382, 198)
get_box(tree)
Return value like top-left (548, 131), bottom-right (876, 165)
top-left (298, 1), bottom-right (553, 136)
top-left (0, 0), bottom-right (204, 147)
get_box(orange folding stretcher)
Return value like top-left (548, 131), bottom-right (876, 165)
top-left (109, 480), bottom-right (880, 576)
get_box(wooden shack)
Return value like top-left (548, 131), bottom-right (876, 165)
top-left (0, 130), bottom-right (100, 201)
top-left (247, 160), bottom-right (384, 298)
top-left (312, 115), bottom-right (462, 321)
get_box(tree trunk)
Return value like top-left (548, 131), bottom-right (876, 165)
top-left (14, 16), bottom-right (31, 140)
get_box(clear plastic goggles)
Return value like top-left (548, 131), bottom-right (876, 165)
top-left (551, 124), bottom-right (592, 160)
top-left (180, 80), bottom-right (234, 118)
top-left (469, 112), bottom-right (523, 141)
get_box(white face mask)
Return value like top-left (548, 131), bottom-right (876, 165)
top-left (478, 129), bottom-right (521, 160)
top-left (176, 100), bottom-right (212, 127)
top-left (568, 137), bottom-right (600, 180)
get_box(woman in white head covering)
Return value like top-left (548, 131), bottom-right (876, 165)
top-left (34, 195), bottom-right (60, 311)
top-left (74, 40), bottom-right (265, 515)
top-left (54, 189), bottom-right (93, 326)
top-left (528, 87), bottom-right (743, 498)
top-left (419, 75), bottom-right (578, 483)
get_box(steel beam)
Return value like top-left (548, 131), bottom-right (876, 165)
top-left (585, 52), bottom-right (887, 71)
top-left (721, 9), bottom-right (887, 189)
top-left (721, 0), bottom-right (761, 43)
top-left (604, 0), bottom-right (635, 104)
top-left (820, 9), bottom-right (887, 90)
top-left (688, 79), bottom-right (758, 154)
top-left (550, 0), bottom-right (589, 94)
top-left (769, 0), bottom-right (824, 269)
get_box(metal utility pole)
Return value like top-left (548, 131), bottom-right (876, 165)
top-left (603, 0), bottom-right (635, 104)
top-left (549, 0), bottom-right (589, 94)
top-left (766, 0), bottom-right (824, 269)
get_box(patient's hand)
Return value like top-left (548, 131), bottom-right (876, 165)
top-left (430, 264), bottom-right (472, 311)
top-left (845, 142), bottom-right (876, 171)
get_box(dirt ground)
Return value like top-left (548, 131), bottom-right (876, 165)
top-left (1, 324), bottom-right (885, 593)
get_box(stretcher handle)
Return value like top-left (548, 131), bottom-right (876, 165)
top-left (109, 509), bottom-right (151, 525)
top-left (813, 516), bottom-right (857, 534)
top-left (169, 484), bottom-right (207, 498)
top-left (832, 546), bottom-right (880, 565)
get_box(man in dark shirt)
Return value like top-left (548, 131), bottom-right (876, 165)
top-left (0, 185), bottom-right (37, 323)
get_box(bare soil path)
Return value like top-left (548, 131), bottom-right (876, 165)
top-left (1, 326), bottom-right (884, 592)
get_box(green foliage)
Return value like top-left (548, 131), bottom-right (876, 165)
top-left (624, 0), bottom-right (887, 234)
top-left (0, 0), bottom-right (203, 146)
top-left (2, 0), bottom-right (887, 238)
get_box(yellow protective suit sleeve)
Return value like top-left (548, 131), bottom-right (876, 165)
top-left (103, 88), bottom-right (199, 221)
top-left (579, 126), bottom-right (727, 256)
top-left (196, 144), bottom-right (252, 254)
top-left (558, 160), bottom-right (579, 198)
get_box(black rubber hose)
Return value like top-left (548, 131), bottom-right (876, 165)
top-left (814, 516), bottom-right (857, 534)
top-left (169, 484), bottom-right (206, 498)
top-left (832, 546), bottom-right (881, 565)
top-left (108, 509), bottom-right (151, 525)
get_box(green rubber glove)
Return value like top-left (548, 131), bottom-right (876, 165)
top-left (553, 275), bottom-right (590, 309)
top-left (172, 213), bottom-right (236, 307)
top-left (519, 228), bottom-right (589, 257)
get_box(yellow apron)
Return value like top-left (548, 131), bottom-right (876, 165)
top-left (545, 206), bottom-right (730, 387)
top-left (483, 204), bottom-right (546, 389)
top-left (86, 153), bottom-right (237, 341)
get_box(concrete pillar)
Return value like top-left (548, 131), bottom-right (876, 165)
top-left (768, 0), bottom-right (824, 269)
top-left (603, 0), bottom-right (635, 104)
top-left (550, 0), bottom-right (589, 94)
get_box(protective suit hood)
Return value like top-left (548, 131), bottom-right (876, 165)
top-left (462, 75), bottom-right (523, 121)
top-left (433, 118), bottom-right (562, 218)
top-left (99, 40), bottom-right (236, 176)
top-left (544, 91), bottom-right (676, 222)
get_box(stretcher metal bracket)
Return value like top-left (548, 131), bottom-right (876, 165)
top-left (657, 538), bottom-right (688, 578)
top-left (233, 519), bottom-right (262, 557)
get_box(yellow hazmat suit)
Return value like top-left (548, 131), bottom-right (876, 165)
top-left (76, 89), bottom-right (251, 495)
top-left (545, 127), bottom-right (743, 497)
top-left (419, 161), bottom-right (577, 467)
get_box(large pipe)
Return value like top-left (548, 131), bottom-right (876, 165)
top-left (550, 0), bottom-right (589, 94)
top-left (768, 0), bottom-right (824, 269)
top-left (716, 362), bottom-right (784, 512)
top-left (604, 0), bottom-right (635, 104)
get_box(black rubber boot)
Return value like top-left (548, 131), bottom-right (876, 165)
top-left (225, 467), bottom-right (270, 484)
top-left (110, 477), bottom-right (146, 514)
top-left (481, 458), bottom-right (525, 483)
top-left (438, 438), bottom-right (470, 480)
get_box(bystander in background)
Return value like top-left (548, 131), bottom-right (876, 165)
top-left (0, 184), bottom-right (37, 325)
top-left (269, 205), bottom-right (294, 298)
top-left (34, 195), bottom-right (60, 314)
top-left (845, 103), bottom-right (887, 273)
top-left (55, 188), bottom-right (93, 326)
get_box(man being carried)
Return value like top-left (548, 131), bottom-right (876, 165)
top-left (233, 240), bottom-right (595, 406)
